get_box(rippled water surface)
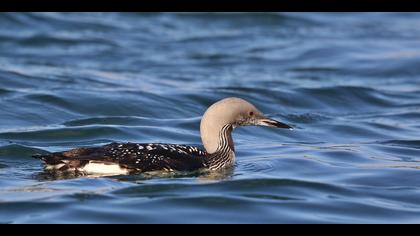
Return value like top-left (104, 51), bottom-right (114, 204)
top-left (1, 13), bottom-right (420, 223)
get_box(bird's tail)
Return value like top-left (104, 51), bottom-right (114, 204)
top-left (32, 153), bottom-right (49, 161)
top-left (32, 153), bottom-right (65, 165)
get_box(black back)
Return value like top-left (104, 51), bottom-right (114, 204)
top-left (35, 142), bottom-right (208, 172)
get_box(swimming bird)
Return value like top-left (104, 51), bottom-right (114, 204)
top-left (33, 97), bottom-right (292, 175)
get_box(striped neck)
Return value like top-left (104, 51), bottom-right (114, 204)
top-left (205, 124), bottom-right (236, 170)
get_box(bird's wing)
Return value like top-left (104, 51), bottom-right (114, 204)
top-left (40, 142), bottom-right (207, 172)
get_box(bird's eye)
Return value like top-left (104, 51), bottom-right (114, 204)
top-left (249, 111), bottom-right (254, 116)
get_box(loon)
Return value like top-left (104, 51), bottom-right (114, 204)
top-left (33, 97), bottom-right (292, 176)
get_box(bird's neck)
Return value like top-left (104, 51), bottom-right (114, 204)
top-left (203, 124), bottom-right (236, 170)
top-left (202, 123), bottom-right (235, 153)
top-left (216, 124), bottom-right (235, 153)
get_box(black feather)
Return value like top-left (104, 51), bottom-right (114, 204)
top-left (34, 142), bottom-right (208, 173)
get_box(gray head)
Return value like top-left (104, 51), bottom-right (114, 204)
top-left (200, 97), bottom-right (291, 154)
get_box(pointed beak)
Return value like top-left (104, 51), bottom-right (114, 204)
top-left (257, 117), bottom-right (293, 129)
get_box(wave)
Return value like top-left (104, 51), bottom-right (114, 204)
top-left (296, 86), bottom-right (397, 109)
top-left (0, 144), bottom-right (47, 160)
top-left (380, 140), bottom-right (420, 150)
top-left (0, 126), bottom-right (132, 143)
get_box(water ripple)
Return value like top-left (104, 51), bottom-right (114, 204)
top-left (1, 12), bottom-right (420, 223)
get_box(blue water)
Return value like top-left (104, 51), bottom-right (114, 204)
top-left (1, 12), bottom-right (420, 223)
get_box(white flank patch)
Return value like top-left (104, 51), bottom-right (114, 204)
top-left (45, 164), bottom-right (65, 170)
top-left (79, 162), bottom-right (129, 175)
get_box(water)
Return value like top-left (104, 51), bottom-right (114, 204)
top-left (1, 13), bottom-right (420, 224)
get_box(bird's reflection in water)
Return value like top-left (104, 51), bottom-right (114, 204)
top-left (34, 169), bottom-right (87, 181)
top-left (111, 167), bottom-right (234, 183)
top-left (34, 167), bottom-right (234, 182)
top-left (197, 167), bottom-right (234, 182)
